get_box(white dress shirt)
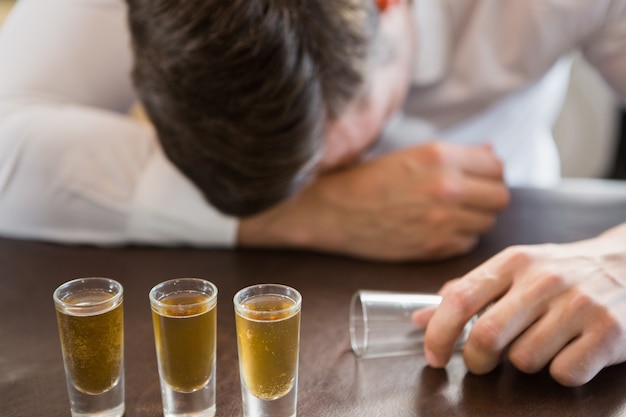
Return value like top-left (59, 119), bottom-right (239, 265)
top-left (0, 0), bottom-right (624, 246)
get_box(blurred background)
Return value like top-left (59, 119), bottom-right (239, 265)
top-left (0, 0), bottom-right (624, 179)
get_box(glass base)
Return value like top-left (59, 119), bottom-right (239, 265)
top-left (163, 405), bottom-right (215, 417)
top-left (71, 402), bottom-right (124, 417)
top-left (242, 383), bottom-right (297, 417)
top-left (68, 376), bottom-right (124, 417)
top-left (161, 376), bottom-right (216, 417)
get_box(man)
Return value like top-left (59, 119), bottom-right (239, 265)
top-left (0, 0), bottom-right (511, 259)
top-left (0, 0), bottom-right (625, 385)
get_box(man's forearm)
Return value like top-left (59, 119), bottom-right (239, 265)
top-left (237, 143), bottom-right (509, 261)
top-left (0, 104), bottom-right (237, 246)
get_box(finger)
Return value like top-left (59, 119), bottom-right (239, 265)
top-left (412, 306), bottom-right (437, 328)
top-left (424, 248), bottom-right (536, 367)
top-left (459, 175), bottom-right (510, 212)
top-left (549, 332), bottom-right (613, 387)
top-left (506, 285), bottom-right (598, 375)
top-left (413, 142), bottom-right (504, 179)
top-left (416, 233), bottom-right (479, 260)
top-left (549, 301), bottom-right (626, 386)
top-left (413, 280), bottom-right (472, 329)
top-left (405, 144), bottom-right (510, 212)
top-left (446, 205), bottom-right (498, 235)
top-left (507, 309), bottom-right (579, 375)
top-left (463, 307), bottom-right (529, 374)
top-left (438, 278), bottom-right (461, 295)
top-left (424, 270), bottom-right (511, 368)
top-left (463, 263), bottom-right (575, 374)
top-left (415, 168), bottom-right (509, 213)
top-left (444, 142), bottom-right (504, 179)
top-left (403, 205), bottom-right (494, 255)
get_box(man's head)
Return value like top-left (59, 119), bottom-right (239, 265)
top-left (128, 0), bottom-right (410, 217)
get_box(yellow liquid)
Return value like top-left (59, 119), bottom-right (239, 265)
top-left (56, 290), bottom-right (124, 395)
top-left (236, 294), bottom-right (300, 400)
top-left (152, 291), bottom-right (217, 393)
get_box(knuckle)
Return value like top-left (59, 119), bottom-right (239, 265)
top-left (444, 288), bottom-right (477, 318)
top-left (594, 312), bottom-right (623, 345)
top-left (421, 236), bottom-right (477, 259)
top-left (440, 278), bottom-right (461, 295)
top-left (424, 173), bottom-right (462, 202)
top-left (426, 209), bottom-right (452, 229)
top-left (508, 347), bottom-right (542, 374)
top-left (565, 291), bottom-right (595, 315)
top-left (499, 245), bottom-right (535, 268)
top-left (528, 272), bottom-right (568, 297)
top-left (469, 317), bottom-right (505, 353)
top-left (541, 271), bottom-right (568, 289)
top-left (420, 142), bottom-right (449, 166)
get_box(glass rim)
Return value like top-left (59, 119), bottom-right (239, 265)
top-left (233, 283), bottom-right (302, 319)
top-left (349, 290), bottom-right (368, 356)
top-left (149, 278), bottom-right (218, 310)
top-left (53, 277), bottom-right (123, 310)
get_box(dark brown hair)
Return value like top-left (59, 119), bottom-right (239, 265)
top-left (127, 0), bottom-right (378, 216)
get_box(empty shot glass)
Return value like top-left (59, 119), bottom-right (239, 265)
top-left (234, 284), bottom-right (302, 417)
top-left (150, 278), bottom-right (218, 417)
top-left (53, 277), bottom-right (125, 417)
top-left (350, 290), bottom-right (475, 358)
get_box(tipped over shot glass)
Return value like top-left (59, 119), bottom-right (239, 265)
top-left (53, 277), bottom-right (125, 417)
top-left (150, 278), bottom-right (218, 417)
top-left (234, 284), bottom-right (302, 417)
top-left (349, 290), bottom-right (475, 359)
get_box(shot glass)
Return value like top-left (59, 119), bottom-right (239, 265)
top-left (149, 278), bottom-right (218, 417)
top-left (234, 284), bottom-right (302, 417)
top-left (349, 290), bottom-right (475, 358)
top-left (53, 277), bottom-right (125, 417)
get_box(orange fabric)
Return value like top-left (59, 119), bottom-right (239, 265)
top-left (376, 0), bottom-right (399, 12)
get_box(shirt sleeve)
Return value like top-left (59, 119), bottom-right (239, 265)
top-left (0, 0), bottom-right (237, 246)
top-left (582, 0), bottom-right (626, 102)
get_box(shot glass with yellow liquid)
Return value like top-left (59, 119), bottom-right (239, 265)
top-left (234, 284), bottom-right (302, 417)
top-left (149, 278), bottom-right (218, 417)
top-left (53, 277), bottom-right (125, 417)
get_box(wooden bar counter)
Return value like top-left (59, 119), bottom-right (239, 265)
top-left (2, 182), bottom-right (626, 416)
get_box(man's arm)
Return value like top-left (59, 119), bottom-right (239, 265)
top-left (0, 0), bottom-right (236, 246)
top-left (238, 142), bottom-right (510, 261)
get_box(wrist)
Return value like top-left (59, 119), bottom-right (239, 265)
top-left (235, 194), bottom-right (320, 249)
top-left (598, 223), bottom-right (626, 245)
